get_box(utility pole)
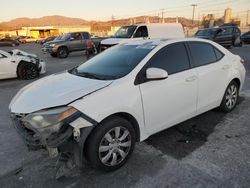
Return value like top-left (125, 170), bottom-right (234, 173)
top-left (160, 9), bottom-right (165, 23)
top-left (191, 4), bottom-right (197, 25)
top-left (247, 10), bottom-right (250, 26)
top-left (111, 15), bottom-right (115, 26)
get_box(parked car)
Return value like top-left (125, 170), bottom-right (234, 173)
top-left (38, 36), bottom-right (57, 45)
top-left (9, 38), bottom-right (245, 178)
top-left (42, 32), bottom-right (95, 58)
top-left (0, 50), bottom-right (46, 80)
top-left (241, 31), bottom-right (250, 44)
top-left (0, 38), bottom-right (20, 47)
top-left (100, 23), bottom-right (185, 51)
top-left (19, 36), bottom-right (38, 43)
top-left (195, 26), bottom-right (241, 48)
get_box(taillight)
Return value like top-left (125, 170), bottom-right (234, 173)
top-left (87, 40), bottom-right (93, 49)
top-left (240, 59), bottom-right (245, 64)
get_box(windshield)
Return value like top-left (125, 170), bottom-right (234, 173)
top-left (195, 29), bottom-right (219, 37)
top-left (54, 36), bottom-right (62, 40)
top-left (113, 26), bottom-right (137, 38)
top-left (69, 44), bottom-right (154, 80)
top-left (60, 34), bottom-right (70, 41)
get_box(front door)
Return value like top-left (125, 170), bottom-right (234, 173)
top-left (138, 42), bottom-right (197, 134)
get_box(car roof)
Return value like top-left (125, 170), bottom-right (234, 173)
top-left (122, 37), bottom-right (217, 47)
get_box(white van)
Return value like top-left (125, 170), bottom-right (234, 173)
top-left (100, 23), bottom-right (185, 51)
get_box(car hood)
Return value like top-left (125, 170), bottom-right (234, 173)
top-left (101, 38), bottom-right (131, 45)
top-left (9, 71), bottom-right (113, 114)
top-left (44, 39), bottom-right (65, 45)
top-left (11, 49), bottom-right (37, 58)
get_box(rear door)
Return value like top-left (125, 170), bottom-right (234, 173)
top-left (139, 42), bottom-right (197, 134)
top-left (0, 52), bottom-right (17, 79)
top-left (215, 27), bottom-right (233, 46)
top-left (187, 41), bottom-right (229, 114)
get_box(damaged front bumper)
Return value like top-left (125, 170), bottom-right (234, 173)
top-left (10, 112), bottom-right (97, 161)
top-left (11, 113), bottom-right (73, 151)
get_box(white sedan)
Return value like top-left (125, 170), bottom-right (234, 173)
top-left (9, 38), bottom-right (245, 176)
top-left (0, 50), bottom-right (46, 80)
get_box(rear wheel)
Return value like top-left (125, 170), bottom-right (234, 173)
top-left (85, 117), bottom-right (136, 171)
top-left (18, 62), bottom-right (39, 80)
top-left (219, 81), bottom-right (239, 112)
top-left (57, 47), bottom-right (69, 58)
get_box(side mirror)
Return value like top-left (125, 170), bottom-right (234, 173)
top-left (146, 68), bottom-right (168, 80)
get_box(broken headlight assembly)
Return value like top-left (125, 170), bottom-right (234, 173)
top-left (23, 106), bottom-right (78, 131)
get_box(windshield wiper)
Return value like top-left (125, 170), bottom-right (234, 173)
top-left (69, 69), bottom-right (119, 80)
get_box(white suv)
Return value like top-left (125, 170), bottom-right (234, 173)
top-left (9, 38), bottom-right (245, 175)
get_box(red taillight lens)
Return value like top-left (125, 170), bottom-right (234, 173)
top-left (87, 40), bottom-right (93, 49)
top-left (240, 59), bottom-right (245, 64)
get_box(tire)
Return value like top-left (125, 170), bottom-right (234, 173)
top-left (85, 117), bottom-right (136, 172)
top-left (57, 47), bottom-right (69, 58)
top-left (219, 80), bottom-right (239, 112)
top-left (50, 52), bottom-right (57, 57)
top-left (17, 62), bottom-right (39, 80)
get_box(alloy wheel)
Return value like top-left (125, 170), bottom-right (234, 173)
top-left (98, 126), bottom-right (131, 167)
top-left (225, 84), bottom-right (238, 109)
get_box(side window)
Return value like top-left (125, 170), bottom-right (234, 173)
top-left (217, 28), bottom-right (233, 36)
top-left (234, 28), bottom-right (239, 34)
top-left (71, 33), bottom-right (82, 40)
top-left (213, 47), bottom-right (224, 60)
top-left (134, 26), bottom-right (148, 38)
top-left (188, 42), bottom-right (217, 67)
top-left (82, 32), bottom-right (90, 39)
top-left (147, 42), bottom-right (190, 74)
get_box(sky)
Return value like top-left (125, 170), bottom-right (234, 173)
top-left (0, 0), bottom-right (249, 22)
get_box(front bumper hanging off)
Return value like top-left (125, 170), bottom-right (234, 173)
top-left (10, 112), bottom-right (97, 158)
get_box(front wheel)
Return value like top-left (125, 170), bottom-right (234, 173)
top-left (219, 81), bottom-right (239, 112)
top-left (18, 62), bottom-right (39, 80)
top-left (85, 117), bottom-right (136, 171)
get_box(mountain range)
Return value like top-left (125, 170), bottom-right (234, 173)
top-left (0, 15), bottom-right (197, 30)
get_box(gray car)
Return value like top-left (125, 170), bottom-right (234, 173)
top-left (42, 32), bottom-right (94, 58)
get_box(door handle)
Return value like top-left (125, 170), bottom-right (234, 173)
top-left (222, 65), bottom-right (230, 70)
top-left (185, 76), bottom-right (197, 82)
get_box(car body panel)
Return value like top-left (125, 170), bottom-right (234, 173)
top-left (10, 38), bottom-right (246, 144)
top-left (9, 71), bottom-right (113, 114)
top-left (0, 50), bottom-right (46, 80)
top-left (195, 26), bottom-right (241, 47)
top-left (139, 68), bottom-right (197, 135)
top-left (101, 23), bottom-right (184, 47)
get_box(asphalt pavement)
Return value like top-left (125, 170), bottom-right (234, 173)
top-left (0, 43), bottom-right (249, 188)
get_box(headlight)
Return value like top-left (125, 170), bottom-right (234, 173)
top-left (49, 44), bottom-right (56, 47)
top-left (23, 106), bottom-right (78, 129)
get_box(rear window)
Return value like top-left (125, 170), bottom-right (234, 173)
top-left (213, 48), bottom-right (224, 60)
top-left (82, 32), bottom-right (90, 39)
top-left (188, 42), bottom-right (217, 67)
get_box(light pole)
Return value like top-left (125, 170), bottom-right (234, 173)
top-left (191, 4), bottom-right (197, 25)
